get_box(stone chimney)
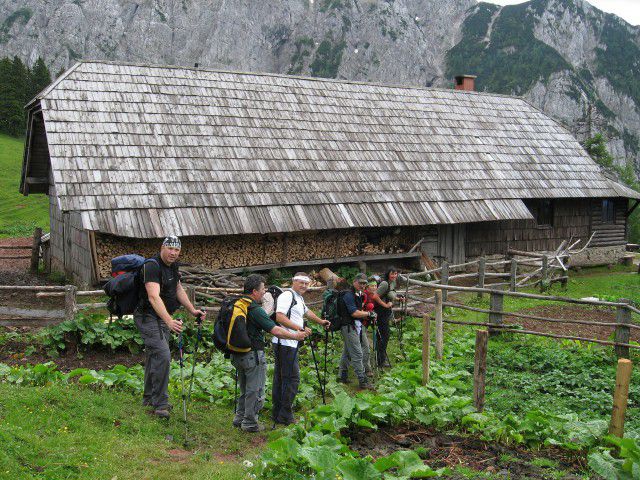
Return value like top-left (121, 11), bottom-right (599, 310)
top-left (454, 75), bottom-right (476, 91)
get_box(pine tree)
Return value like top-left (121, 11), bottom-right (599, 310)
top-left (27, 56), bottom-right (51, 101)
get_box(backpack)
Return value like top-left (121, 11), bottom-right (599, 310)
top-left (213, 296), bottom-right (255, 354)
top-left (321, 289), bottom-right (350, 332)
top-left (103, 255), bottom-right (159, 319)
top-left (263, 286), bottom-right (297, 321)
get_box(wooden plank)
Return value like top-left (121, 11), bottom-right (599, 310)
top-left (0, 306), bottom-right (65, 319)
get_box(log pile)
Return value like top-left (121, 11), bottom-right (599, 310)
top-left (95, 227), bottom-right (425, 278)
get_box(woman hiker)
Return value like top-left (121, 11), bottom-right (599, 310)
top-left (374, 266), bottom-right (399, 368)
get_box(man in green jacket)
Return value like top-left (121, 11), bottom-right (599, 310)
top-left (232, 274), bottom-right (310, 432)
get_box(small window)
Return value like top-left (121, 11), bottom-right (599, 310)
top-left (602, 199), bottom-right (615, 223)
top-left (524, 199), bottom-right (554, 227)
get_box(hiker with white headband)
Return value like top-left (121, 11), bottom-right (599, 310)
top-left (271, 272), bottom-right (330, 425)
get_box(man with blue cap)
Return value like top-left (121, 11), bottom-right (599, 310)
top-left (134, 235), bottom-right (206, 418)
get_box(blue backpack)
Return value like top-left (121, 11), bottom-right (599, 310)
top-left (103, 255), bottom-right (159, 319)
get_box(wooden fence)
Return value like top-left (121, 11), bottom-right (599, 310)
top-left (416, 283), bottom-right (639, 437)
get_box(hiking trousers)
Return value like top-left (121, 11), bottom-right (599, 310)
top-left (231, 350), bottom-right (267, 430)
top-left (339, 324), bottom-right (371, 383)
top-left (134, 308), bottom-right (171, 410)
top-left (272, 343), bottom-right (300, 424)
top-left (375, 307), bottom-right (392, 367)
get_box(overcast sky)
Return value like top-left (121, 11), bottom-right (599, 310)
top-left (485, 0), bottom-right (640, 26)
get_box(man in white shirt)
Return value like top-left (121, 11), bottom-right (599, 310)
top-left (272, 272), bottom-right (330, 425)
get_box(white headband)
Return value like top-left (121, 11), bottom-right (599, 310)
top-left (293, 275), bottom-right (311, 283)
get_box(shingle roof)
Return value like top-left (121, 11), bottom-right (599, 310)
top-left (21, 61), bottom-right (639, 238)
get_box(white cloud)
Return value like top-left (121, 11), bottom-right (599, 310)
top-left (484, 0), bottom-right (640, 26)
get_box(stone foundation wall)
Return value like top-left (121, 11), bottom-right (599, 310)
top-left (568, 245), bottom-right (626, 267)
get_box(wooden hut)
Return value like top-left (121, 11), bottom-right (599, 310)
top-left (19, 61), bottom-right (639, 286)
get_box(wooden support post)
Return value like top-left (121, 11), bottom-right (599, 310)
top-left (422, 314), bottom-right (430, 385)
top-left (540, 255), bottom-right (549, 292)
top-left (489, 289), bottom-right (504, 335)
top-left (509, 259), bottom-right (517, 292)
top-left (440, 261), bottom-right (449, 303)
top-left (477, 257), bottom-right (486, 299)
top-left (609, 358), bottom-right (633, 437)
top-left (473, 330), bottom-right (488, 412)
top-left (30, 227), bottom-right (42, 273)
top-left (358, 260), bottom-right (367, 273)
top-left (64, 285), bottom-right (77, 321)
top-left (615, 304), bottom-right (632, 359)
top-left (186, 285), bottom-right (196, 307)
top-left (435, 289), bottom-right (443, 360)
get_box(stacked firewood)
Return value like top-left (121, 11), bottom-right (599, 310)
top-left (96, 228), bottom-right (418, 278)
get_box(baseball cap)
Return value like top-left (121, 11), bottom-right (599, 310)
top-left (354, 273), bottom-right (368, 283)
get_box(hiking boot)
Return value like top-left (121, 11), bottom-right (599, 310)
top-left (336, 374), bottom-right (349, 384)
top-left (366, 370), bottom-right (374, 377)
top-left (144, 401), bottom-right (173, 411)
top-left (241, 423), bottom-right (266, 433)
top-left (232, 419), bottom-right (242, 428)
top-left (152, 408), bottom-right (170, 419)
top-left (358, 380), bottom-right (375, 391)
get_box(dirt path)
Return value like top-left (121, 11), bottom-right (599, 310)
top-left (504, 304), bottom-right (640, 343)
top-left (0, 237), bottom-right (31, 272)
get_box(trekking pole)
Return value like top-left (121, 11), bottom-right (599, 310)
top-left (177, 330), bottom-right (188, 444)
top-left (372, 320), bottom-right (378, 377)
top-left (323, 330), bottom-right (328, 398)
top-left (186, 313), bottom-right (203, 403)
top-left (309, 335), bottom-right (326, 404)
top-left (234, 368), bottom-right (238, 414)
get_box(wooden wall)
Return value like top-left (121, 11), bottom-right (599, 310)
top-left (465, 198), bottom-right (628, 257)
top-left (590, 198), bottom-right (627, 247)
top-left (49, 188), bottom-right (94, 287)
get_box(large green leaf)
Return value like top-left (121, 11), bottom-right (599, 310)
top-left (267, 436), bottom-right (301, 462)
top-left (300, 445), bottom-right (340, 473)
top-left (337, 458), bottom-right (381, 480)
top-left (588, 451), bottom-right (628, 480)
top-left (333, 392), bottom-right (355, 419)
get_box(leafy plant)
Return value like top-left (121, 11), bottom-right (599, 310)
top-left (588, 436), bottom-right (640, 479)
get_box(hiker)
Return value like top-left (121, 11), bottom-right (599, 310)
top-left (135, 236), bottom-right (206, 419)
top-left (338, 273), bottom-right (376, 389)
top-left (232, 274), bottom-right (310, 432)
top-left (375, 266), bottom-right (399, 368)
top-left (272, 272), bottom-right (331, 426)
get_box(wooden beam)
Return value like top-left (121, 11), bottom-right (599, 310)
top-left (25, 176), bottom-right (49, 185)
top-left (0, 306), bottom-right (65, 319)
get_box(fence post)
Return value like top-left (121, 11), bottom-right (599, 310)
top-left (477, 257), bottom-right (486, 299)
top-left (30, 227), bottom-right (42, 273)
top-left (64, 285), bottom-right (77, 321)
top-left (609, 358), bottom-right (633, 437)
top-left (422, 314), bottom-right (430, 385)
top-left (615, 303), bottom-right (632, 359)
top-left (540, 255), bottom-right (549, 292)
top-left (509, 259), bottom-right (517, 292)
top-left (474, 330), bottom-right (488, 412)
top-left (435, 289), bottom-right (443, 360)
top-left (488, 289), bottom-right (504, 335)
top-left (440, 261), bottom-right (449, 303)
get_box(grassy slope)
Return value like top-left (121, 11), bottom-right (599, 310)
top-left (0, 134), bottom-right (49, 237)
top-left (0, 383), bottom-right (256, 479)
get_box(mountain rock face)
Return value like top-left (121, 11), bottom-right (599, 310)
top-left (1, 0), bottom-right (638, 169)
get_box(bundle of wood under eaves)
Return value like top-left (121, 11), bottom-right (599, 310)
top-left (179, 266), bottom-right (245, 289)
top-left (507, 233), bottom-right (595, 287)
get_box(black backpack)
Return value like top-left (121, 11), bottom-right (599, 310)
top-left (321, 289), bottom-right (350, 332)
top-left (213, 296), bottom-right (255, 355)
top-left (103, 256), bottom-right (159, 319)
top-left (264, 286), bottom-right (297, 321)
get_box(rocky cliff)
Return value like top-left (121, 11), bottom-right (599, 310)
top-left (1, 0), bottom-right (638, 169)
